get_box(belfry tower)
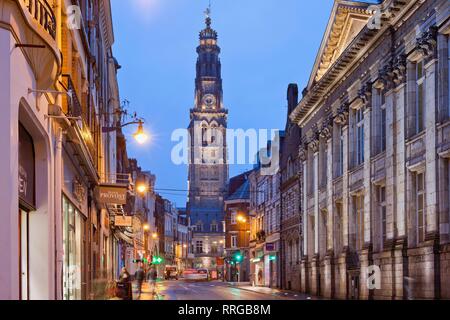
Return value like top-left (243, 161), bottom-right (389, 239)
top-left (187, 8), bottom-right (228, 269)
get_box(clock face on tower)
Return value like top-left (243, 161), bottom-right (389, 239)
top-left (202, 94), bottom-right (216, 108)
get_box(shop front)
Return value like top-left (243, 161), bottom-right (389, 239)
top-left (18, 124), bottom-right (35, 300)
top-left (61, 148), bottom-right (89, 300)
top-left (62, 196), bottom-right (86, 300)
top-left (252, 248), bottom-right (265, 286)
top-left (263, 241), bottom-right (280, 288)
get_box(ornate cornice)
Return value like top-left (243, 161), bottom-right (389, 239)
top-left (309, 128), bottom-right (321, 153)
top-left (392, 54), bottom-right (407, 86)
top-left (319, 115), bottom-right (334, 140)
top-left (298, 137), bottom-right (309, 162)
top-left (334, 102), bottom-right (349, 126)
top-left (415, 26), bottom-right (438, 58)
top-left (358, 81), bottom-right (373, 106)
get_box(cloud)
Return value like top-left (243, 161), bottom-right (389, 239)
top-left (130, 0), bottom-right (161, 23)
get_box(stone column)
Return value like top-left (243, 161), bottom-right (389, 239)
top-left (313, 144), bottom-right (320, 255)
top-left (302, 158), bottom-right (308, 256)
top-left (323, 124), bottom-right (334, 298)
top-left (0, 29), bottom-right (19, 300)
top-left (385, 83), bottom-right (396, 242)
top-left (393, 55), bottom-right (408, 240)
top-left (334, 106), bottom-right (349, 299)
top-left (424, 57), bottom-right (438, 236)
top-left (326, 137), bottom-right (334, 251)
top-left (437, 32), bottom-right (449, 245)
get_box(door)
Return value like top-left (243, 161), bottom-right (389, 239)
top-left (19, 208), bottom-right (29, 300)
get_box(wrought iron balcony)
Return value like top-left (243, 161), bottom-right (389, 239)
top-left (21, 0), bottom-right (56, 39)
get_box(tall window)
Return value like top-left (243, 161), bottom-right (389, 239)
top-left (231, 235), bottom-right (237, 248)
top-left (415, 61), bottom-right (425, 133)
top-left (196, 241), bottom-right (203, 253)
top-left (231, 210), bottom-right (237, 225)
top-left (336, 125), bottom-right (344, 177)
top-left (335, 203), bottom-right (343, 254)
top-left (354, 195), bottom-right (365, 250)
top-left (211, 223), bottom-right (218, 232)
top-left (356, 108), bottom-right (365, 165)
top-left (379, 186), bottom-right (387, 244)
top-left (448, 37), bottom-right (450, 117)
top-left (416, 172), bottom-right (426, 243)
top-left (379, 89), bottom-right (387, 152)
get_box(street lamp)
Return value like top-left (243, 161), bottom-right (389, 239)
top-left (143, 223), bottom-right (150, 231)
top-left (136, 183), bottom-right (148, 195)
top-left (152, 233), bottom-right (158, 240)
top-left (133, 120), bottom-right (148, 144)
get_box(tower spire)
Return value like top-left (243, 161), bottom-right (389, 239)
top-left (204, 0), bottom-right (212, 27)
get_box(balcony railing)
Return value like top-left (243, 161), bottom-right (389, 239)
top-left (21, 0), bottom-right (56, 39)
top-left (62, 74), bottom-right (99, 170)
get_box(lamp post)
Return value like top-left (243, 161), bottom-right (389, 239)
top-left (102, 114), bottom-right (149, 144)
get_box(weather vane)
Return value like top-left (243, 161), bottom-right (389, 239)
top-left (204, 0), bottom-right (211, 18)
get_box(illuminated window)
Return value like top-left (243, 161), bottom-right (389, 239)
top-left (231, 235), bottom-right (237, 248)
top-left (196, 241), bottom-right (203, 253)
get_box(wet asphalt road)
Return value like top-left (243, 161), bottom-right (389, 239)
top-left (133, 280), bottom-right (309, 300)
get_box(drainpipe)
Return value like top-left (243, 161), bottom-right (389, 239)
top-left (54, 0), bottom-right (63, 301)
top-left (54, 127), bottom-right (64, 301)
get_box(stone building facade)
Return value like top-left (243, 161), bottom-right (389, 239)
top-left (249, 152), bottom-right (282, 288)
top-left (290, 0), bottom-right (450, 299)
top-left (280, 84), bottom-right (302, 291)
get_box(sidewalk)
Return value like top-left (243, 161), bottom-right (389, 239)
top-left (228, 283), bottom-right (321, 300)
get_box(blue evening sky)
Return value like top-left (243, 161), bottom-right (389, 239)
top-left (110, 0), bottom-right (337, 206)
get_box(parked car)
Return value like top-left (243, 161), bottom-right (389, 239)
top-left (183, 268), bottom-right (209, 281)
top-left (164, 265), bottom-right (179, 280)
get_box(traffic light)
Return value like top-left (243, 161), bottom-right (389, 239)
top-left (232, 251), bottom-right (243, 263)
top-left (152, 256), bottom-right (163, 265)
top-left (269, 255), bottom-right (277, 261)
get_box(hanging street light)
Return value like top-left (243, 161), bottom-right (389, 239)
top-left (133, 120), bottom-right (148, 144)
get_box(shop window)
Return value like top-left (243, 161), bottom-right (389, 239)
top-left (62, 196), bottom-right (85, 300)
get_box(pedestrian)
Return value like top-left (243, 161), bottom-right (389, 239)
top-left (134, 263), bottom-right (146, 300)
top-left (118, 267), bottom-right (132, 300)
top-left (147, 265), bottom-right (158, 296)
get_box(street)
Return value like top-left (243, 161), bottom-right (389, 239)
top-left (130, 281), bottom-right (310, 301)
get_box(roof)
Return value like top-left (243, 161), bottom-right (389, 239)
top-left (226, 180), bottom-right (250, 201)
top-left (307, 0), bottom-right (373, 90)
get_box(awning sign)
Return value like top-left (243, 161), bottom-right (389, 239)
top-left (115, 215), bottom-right (132, 227)
top-left (97, 185), bottom-right (127, 204)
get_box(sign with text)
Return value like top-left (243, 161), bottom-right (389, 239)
top-left (114, 215), bottom-right (132, 227)
top-left (265, 243), bottom-right (276, 252)
top-left (97, 185), bottom-right (127, 204)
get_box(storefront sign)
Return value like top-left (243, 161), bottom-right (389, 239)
top-left (97, 185), bottom-right (127, 204)
top-left (18, 124), bottom-right (35, 207)
top-left (216, 257), bottom-right (224, 266)
top-left (265, 243), bottom-right (276, 252)
top-left (114, 215), bottom-right (132, 227)
top-left (72, 178), bottom-right (86, 204)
